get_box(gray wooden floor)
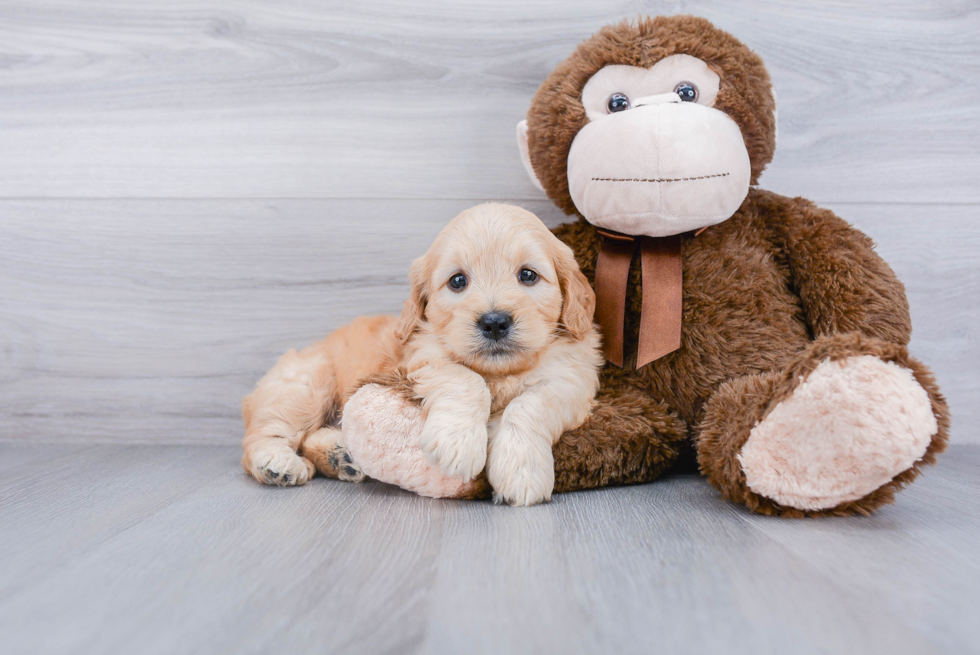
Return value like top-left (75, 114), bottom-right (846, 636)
top-left (1, 442), bottom-right (977, 655)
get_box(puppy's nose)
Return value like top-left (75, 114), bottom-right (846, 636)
top-left (478, 312), bottom-right (512, 341)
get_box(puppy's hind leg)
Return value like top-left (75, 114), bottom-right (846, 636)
top-left (301, 427), bottom-right (365, 483)
top-left (242, 315), bottom-right (400, 487)
top-left (242, 348), bottom-right (336, 487)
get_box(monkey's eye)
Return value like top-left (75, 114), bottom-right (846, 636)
top-left (606, 93), bottom-right (630, 113)
top-left (448, 273), bottom-right (468, 291)
top-left (518, 268), bottom-right (538, 285)
top-left (674, 82), bottom-right (699, 102)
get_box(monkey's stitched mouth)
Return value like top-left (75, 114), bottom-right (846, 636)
top-left (591, 172), bottom-right (730, 183)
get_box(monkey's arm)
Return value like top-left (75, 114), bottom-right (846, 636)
top-left (553, 381), bottom-right (688, 492)
top-left (775, 195), bottom-right (912, 344)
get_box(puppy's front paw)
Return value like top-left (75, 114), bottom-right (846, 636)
top-left (487, 423), bottom-right (554, 506)
top-left (419, 414), bottom-right (488, 481)
top-left (251, 442), bottom-right (315, 487)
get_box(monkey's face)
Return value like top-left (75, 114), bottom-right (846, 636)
top-left (565, 55), bottom-right (751, 238)
top-left (518, 17), bottom-right (777, 238)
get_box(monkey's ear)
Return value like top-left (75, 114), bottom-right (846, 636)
top-left (516, 120), bottom-right (546, 193)
top-left (394, 254), bottom-right (430, 344)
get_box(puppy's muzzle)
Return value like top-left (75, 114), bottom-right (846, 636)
top-left (478, 311), bottom-right (512, 342)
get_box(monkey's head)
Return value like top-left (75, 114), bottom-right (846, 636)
top-left (517, 16), bottom-right (777, 238)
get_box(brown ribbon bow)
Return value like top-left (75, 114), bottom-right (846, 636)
top-left (594, 229), bottom-right (683, 369)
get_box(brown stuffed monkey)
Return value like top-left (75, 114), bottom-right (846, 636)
top-left (337, 15), bottom-right (949, 516)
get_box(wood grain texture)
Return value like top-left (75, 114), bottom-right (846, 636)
top-left (0, 442), bottom-right (976, 655)
top-left (0, 0), bottom-right (977, 202)
top-left (0, 199), bottom-right (974, 444)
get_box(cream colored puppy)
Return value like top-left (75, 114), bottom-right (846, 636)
top-left (241, 203), bottom-right (602, 505)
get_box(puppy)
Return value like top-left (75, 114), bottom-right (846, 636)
top-left (241, 203), bottom-right (602, 505)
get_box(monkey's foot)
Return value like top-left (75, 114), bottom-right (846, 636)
top-left (738, 355), bottom-right (937, 511)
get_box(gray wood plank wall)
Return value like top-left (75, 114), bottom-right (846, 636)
top-left (1, 1), bottom-right (977, 444)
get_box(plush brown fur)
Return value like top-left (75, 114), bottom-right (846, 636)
top-left (553, 381), bottom-right (688, 492)
top-left (525, 16), bottom-right (949, 516)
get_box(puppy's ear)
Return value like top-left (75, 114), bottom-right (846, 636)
top-left (552, 238), bottom-right (595, 340)
top-left (395, 253), bottom-right (430, 343)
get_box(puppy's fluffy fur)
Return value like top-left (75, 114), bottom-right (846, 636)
top-left (241, 203), bottom-right (602, 505)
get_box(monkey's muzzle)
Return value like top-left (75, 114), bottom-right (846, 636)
top-left (567, 101), bottom-right (751, 238)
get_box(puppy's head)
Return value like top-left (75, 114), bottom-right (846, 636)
top-left (396, 203), bottom-right (595, 376)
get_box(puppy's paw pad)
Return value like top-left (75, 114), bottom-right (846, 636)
top-left (329, 446), bottom-right (365, 482)
top-left (254, 449), bottom-right (310, 487)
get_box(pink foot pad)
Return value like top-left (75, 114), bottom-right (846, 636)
top-left (739, 356), bottom-right (937, 510)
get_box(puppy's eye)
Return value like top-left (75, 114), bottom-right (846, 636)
top-left (674, 82), bottom-right (698, 102)
top-left (448, 273), bottom-right (467, 291)
top-left (606, 93), bottom-right (630, 113)
top-left (518, 269), bottom-right (538, 285)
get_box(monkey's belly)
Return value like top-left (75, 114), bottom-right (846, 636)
top-left (624, 272), bottom-right (810, 424)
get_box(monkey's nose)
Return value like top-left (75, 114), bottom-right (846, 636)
top-left (633, 92), bottom-right (682, 107)
top-left (478, 312), bottom-right (512, 341)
